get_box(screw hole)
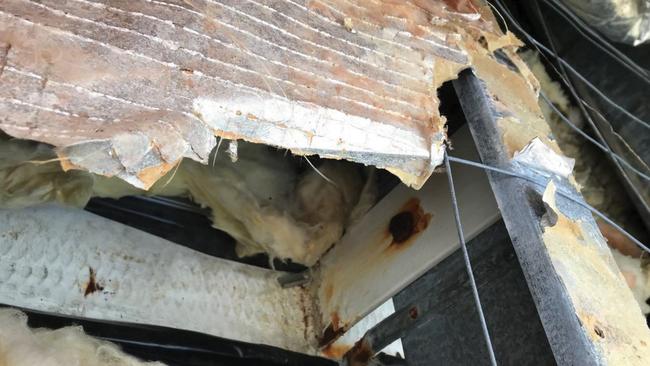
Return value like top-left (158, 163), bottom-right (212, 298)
top-left (594, 326), bottom-right (605, 339)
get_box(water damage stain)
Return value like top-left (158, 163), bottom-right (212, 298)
top-left (320, 311), bottom-right (346, 347)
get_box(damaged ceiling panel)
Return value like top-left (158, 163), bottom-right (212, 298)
top-left (0, 0), bottom-right (518, 189)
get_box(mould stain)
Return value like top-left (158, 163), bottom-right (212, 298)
top-left (83, 267), bottom-right (104, 297)
top-left (386, 198), bottom-right (432, 249)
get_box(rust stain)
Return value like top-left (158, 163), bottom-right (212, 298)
top-left (324, 283), bottom-right (334, 303)
top-left (542, 183), bottom-right (650, 363)
top-left (56, 151), bottom-right (77, 172)
top-left (320, 323), bottom-right (346, 347)
top-left (386, 198), bottom-right (432, 249)
top-left (322, 343), bottom-right (352, 359)
top-left (83, 267), bottom-right (104, 297)
top-left (297, 289), bottom-right (311, 342)
top-left (409, 306), bottom-right (419, 319)
top-left (579, 312), bottom-right (608, 342)
top-left (245, 113), bottom-right (258, 121)
top-left (319, 311), bottom-right (346, 347)
top-left (331, 311), bottom-right (341, 331)
top-left (344, 338), bottom-right (373, 366)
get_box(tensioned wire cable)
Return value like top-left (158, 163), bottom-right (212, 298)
top-left (491, 0), bottom-right (650, 130)
top-left (447, 155), bottom-right (650, 254)
top-left (444, 151), bottom-right (498, 366)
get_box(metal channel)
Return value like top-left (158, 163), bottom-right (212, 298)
top-left (454, 70), bottom-right (650, 365)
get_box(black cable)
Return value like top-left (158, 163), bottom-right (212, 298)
top-left (539, 92), bottom-right (650, 181)
top-left (539, 0), bottom-right (650, 83)
top-left (491, 0), bottom-right (650, 130)
top-left (444, 151), bottom-right (498, 366)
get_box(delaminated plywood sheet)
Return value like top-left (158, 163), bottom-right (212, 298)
top-left (0, 0), bottom-right (512, 189)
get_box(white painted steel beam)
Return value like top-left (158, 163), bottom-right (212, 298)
top-left (0, 206), bottom-right (315, 353)
top-left (313, 126), bottom-right (501, 349)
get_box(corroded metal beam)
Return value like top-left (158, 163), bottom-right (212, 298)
top-left (454, 70), bottom-right (650, 365)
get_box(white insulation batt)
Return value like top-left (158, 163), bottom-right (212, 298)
top-left (0, 134), bottom-right (371, 266)
top-left (0, 309), bottom-right (162, 366)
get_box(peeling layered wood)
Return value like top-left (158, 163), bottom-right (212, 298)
top-left (0, 0), bottom-right (517, 189)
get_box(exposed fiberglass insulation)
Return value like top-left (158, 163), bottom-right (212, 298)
top-left (522, 51), bottom-right (650, 319)
top-left (0, 309), bottom-right (162, 366)
top-left (610, 249), bottom-right (650, 314)
top-left (0, 133), bottom-right (370, 266)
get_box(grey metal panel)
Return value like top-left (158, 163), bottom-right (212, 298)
top-left (394, 221), bottom-right (555, 366)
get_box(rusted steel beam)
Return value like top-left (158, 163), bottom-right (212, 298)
top-left (312, 126), bottom-right (500, 352)
top-left (454, 70), bottom-right (650, 365)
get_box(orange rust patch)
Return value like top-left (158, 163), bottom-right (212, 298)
top-left (320, 311), bottom-right (346, 346)
top-left (331, 312), bottom-right (341, 331)
top-left (83, 267), bottom-right (104, 297)
top-left (322, 343), bottom-right (352, 359)
top-left (324, 283), bottom-right (334, 303)
top-left (246, 113), bottom-right (258, 121)
top-left (344, 339), bottom-right (373, 366)
top-left (578, 312), bottom-right (608, 342)
top-left (386, 198), bottom-right (432, 249)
